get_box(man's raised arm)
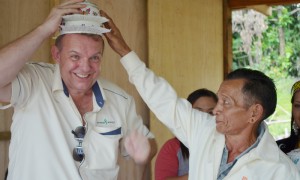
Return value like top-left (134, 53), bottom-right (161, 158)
top-left (0, 0), bottom-right (85, 102)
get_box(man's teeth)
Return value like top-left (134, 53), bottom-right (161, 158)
top-left (77, 74), bottom-right (88, 78)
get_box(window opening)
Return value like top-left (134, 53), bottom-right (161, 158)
top-left (232, 4), bottom-right (300, 140)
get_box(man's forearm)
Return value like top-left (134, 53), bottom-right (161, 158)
top-left (0, 25), bottom-right (51, 88)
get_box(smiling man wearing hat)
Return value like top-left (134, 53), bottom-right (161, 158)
top-left (0, 0), bottom-right (156, 179)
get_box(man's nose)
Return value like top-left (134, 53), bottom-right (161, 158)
top-left (212, 103), bottom-right (221, 115)
top-left (80, 58), bottom-right (91, 71)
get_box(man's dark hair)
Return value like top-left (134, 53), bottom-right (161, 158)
top-left (225, 68), bottom-right (277, 121)
top-left (180, 88), bottom-right (218, 160)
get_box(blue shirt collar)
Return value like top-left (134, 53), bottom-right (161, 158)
top-left (217, 123), bottom-right (265, 179)
top-left (62, 80), bottom-right (105, 108)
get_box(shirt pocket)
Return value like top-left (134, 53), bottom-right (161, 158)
top-left (83, 126), bottom-right (122, 170)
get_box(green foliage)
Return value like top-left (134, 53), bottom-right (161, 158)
top-left (268, 122), bottom-right (290, 140)
top-left (232, 5), bottom-right (300, 139)
top-left (232, 5), bottom-right (300, 80)
top-left (266, 77), bottom-right (295, 139)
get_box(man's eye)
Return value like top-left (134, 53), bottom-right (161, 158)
top-left (224, 100), bottom-right (229, 105)
top-left (90, 56), bottom-right (100, 62)
top-left (71, 55), bottom-right (80, 61)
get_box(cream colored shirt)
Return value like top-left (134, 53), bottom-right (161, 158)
top-left (3, 62), bottom-right (153, 180)
top-left (121, 51), bottom-right (300, 180)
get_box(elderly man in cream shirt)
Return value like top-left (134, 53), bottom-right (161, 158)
top-left (101, 10), bottom-right (300, 180)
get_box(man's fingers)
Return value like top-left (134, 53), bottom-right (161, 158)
top-left (100, 10), bottom-right (118, 30)
top-left (55, 0), bottom-right (86, 16)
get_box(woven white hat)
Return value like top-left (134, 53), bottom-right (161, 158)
top-left (59, 0), bottom-right (110, 36)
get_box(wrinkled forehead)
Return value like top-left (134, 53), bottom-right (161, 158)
top-left (217, 79), bottom-right (250, 108)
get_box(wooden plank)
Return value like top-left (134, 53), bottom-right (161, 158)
top-left (149, 0), bottom-right (223, 178)
top-left (223, 0), bottom-right (233, 77)
top-left (229, 0), bottom-right (300, 9)
top-left (0, 132), bottom-right (11, 141)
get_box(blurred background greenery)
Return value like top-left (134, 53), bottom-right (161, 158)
top-left (268, 78), bottom-right (295, 140)
top-left (232, 4), bottom-right (300, 140)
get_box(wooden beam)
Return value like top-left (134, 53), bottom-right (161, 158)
top-left (229, 0), bottom-right (300, 9)
top-left (223, 0), bottom-right (233, 77)
top-left (0, 132), bottom-right (11, 141)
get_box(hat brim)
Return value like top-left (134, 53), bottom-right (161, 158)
top-left (63, 14), bottom-right (109, 24)
top-left (59, 25), bottom-right (111, 36)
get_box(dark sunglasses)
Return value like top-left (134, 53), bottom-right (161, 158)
top-left (72, 126), bottom-right (86, 162)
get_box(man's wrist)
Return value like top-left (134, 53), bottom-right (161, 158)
top-left (119, 47), bottom-right (131, 57)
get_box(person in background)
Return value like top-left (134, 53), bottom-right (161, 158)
top-left (0, 0), bottom-right (156, 179)
top-left (101, 11), bottom-right (300, 179)
top-left (155, 88), bottom-right (218, 180)
top-left (277, 80), bottom-right (300, 170)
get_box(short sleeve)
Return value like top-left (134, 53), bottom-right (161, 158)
top-left (155, 138), bottom-right (180, 180)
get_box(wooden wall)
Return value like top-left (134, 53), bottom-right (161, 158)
top-left (0, 0), bottom-right (224, 179)
top-left (148, 0), bottom-right (224, 178)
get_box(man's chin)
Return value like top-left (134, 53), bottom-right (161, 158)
top-left (215, 124), bottom-right (224, 134)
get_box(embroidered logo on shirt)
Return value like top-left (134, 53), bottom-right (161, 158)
top-left (96, 118), bottom-right (115, 127)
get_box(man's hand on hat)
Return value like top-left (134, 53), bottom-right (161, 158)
top-left (100, 10), bottom-right (131, 57)
top-left (42, 0), bottom-right (86, 36)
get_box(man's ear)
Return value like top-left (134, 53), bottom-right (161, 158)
top-left (248, 104), bottom-right (264, 124)
top-left (51, 46), bottom-right (61, 64)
